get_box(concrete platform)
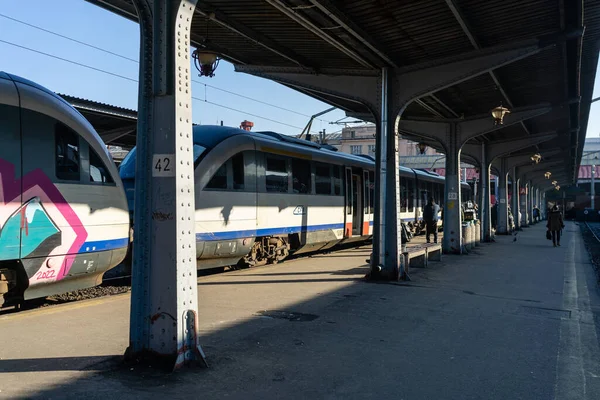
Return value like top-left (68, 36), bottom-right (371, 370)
top-left (1, 222), bottom-right (600, 399)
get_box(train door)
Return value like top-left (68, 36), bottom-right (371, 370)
top-left (362, 170), bottom-right (371, 235)
top-left (344, 167), bottom-right (353, 237)
top-left (0, 75), bottom-right (22, 262)
top-left (352, 173), bottom-right (362, 236)
top-left (344, 167), bottom-right (363, 237)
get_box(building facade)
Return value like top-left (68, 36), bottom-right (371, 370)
top-left (324, 124), bottom-right (441, 157)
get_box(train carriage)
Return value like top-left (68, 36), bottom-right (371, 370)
top-left (0, 72), bottom-right (130, 307)
top-left (121, 125), bottom-right (471, 270)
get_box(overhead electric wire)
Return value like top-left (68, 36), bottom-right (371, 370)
top-left (0, 37), bottom-right (318, 132)
top-left (0, 13), bottom-right (139, 63)
top-left (200, 82), bottom-right (324, 120)
top-left (0, 13), bottom-right (333, 123)
top-left (0, 39), bottom-right (137, 83)
top-left (194, 97), bottom-right (306, 130)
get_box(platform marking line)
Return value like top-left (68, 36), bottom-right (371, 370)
top-left (0, 292), bottom-right (129, 321)
top-left (554, 228), bottom-right (600, 400)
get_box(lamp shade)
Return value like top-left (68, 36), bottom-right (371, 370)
top-left (197, 51), bottom-right (218, 64)
top-left (491, 105), bottom-right (510, 125)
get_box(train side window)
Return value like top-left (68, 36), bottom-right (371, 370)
top-left (266, 156), bottom-right (289, 193)
top-left (55, 123), bottom-right (80, 181)
top-left (369, 171), bottom-right (375, 214)
top-left (206, 163), bottom-right (227, 189)
top-left (315, 163), bottom-right (331, 195)
top-left (407, 179), bottom-right (414, 212)
top-left (292, 158), bottom-right (311, 194)
top-left (333, 165), bottom-right (342, 195)
top-left (89, 147), bottom-right (114, 184)
top-left (364, 171), bottom-right (370, 214)
top-left (400, 176), bottom-right (408, 213)
top-left (232, 153), bottom-right (245, 190)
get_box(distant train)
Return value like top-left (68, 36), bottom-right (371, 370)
top-left (0, 72), bottom-right (129, 307)
top-left (120, 125), bottom-right (471, 270)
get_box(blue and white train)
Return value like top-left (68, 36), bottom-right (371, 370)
top-left (120, 125), bottom-right (471, 269)
top-left (0, 72), bottom-right (130, 307)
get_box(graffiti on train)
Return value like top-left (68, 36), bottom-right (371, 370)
top-left (0, 159), bottom-right (87, 283)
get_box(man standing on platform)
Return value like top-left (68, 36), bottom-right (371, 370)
top-left (424, 196), bottom-right (440, 244)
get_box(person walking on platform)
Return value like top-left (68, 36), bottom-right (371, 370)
top-left (532, 206), bottom-right (540, 223)
top-left (547, 205), bottom-right (565, 247)
top-left (424, 196), bottom-right (440, 244)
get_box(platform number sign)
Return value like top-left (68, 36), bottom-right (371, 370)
top-left (152, 154), bottom-right (176, 177)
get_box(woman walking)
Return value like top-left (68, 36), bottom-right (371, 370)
top-left (547, 205), bottom-right (565, 247)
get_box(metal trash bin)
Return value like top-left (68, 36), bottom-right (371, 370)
top-left (467, 222), bottom-right (474, 250)
top-left (462, 223), bottom-right (469, 252)
top-left (475, 220), bottom-right (481, 244)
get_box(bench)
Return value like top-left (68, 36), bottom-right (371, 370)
top-left (403, 246), bottom-right (427, 270)
top-left (403, 243), bottom-right (442, 271)
top-left (424, 243), bottom-right (442, 261)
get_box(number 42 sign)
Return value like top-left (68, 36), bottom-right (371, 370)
top-left (152, 154), bottom-right (176, 177)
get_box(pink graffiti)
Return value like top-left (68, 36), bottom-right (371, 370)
top-left (0, 158), bottom-right (87, 279)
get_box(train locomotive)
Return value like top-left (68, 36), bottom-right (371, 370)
top-left (120, 125), bottom-right (471, 270)
top-left (0, 72), bottom-right (130, 307)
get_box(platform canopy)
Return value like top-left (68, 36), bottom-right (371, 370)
top-left (62, 93), bottom-right (138, 148)
top-left (87, 0), bottom-right (600, 184)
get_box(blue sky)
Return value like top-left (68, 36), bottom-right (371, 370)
top-left (1, 0), bottom-right (599, 138)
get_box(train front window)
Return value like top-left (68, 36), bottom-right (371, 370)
top-left (89, 147), bottom-right (114, 184)
top-left (266, 156), bottom-right (289, 193)
top-left (207, 163), bottom-right (227, 189)
top-left (292, 158), bottom-right (311, 194)
top-left (55, 123), bottom-right (80, 181)
top-left (232, 153), bottom-right (245, 190)
top-left (193, 144), bottom-right (207, 166)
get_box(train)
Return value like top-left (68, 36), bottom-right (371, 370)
top-left (0, 71), bottom-right (472, 307)
top-left (120, 125), bottom-right (472, 270)
top-left (0, 72), bottom-right (130, 307)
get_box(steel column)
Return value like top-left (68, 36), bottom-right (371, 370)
top-left (521, 182), bottom-right (530, 226)
top-left (373, 67), bottom-right (403, 280)
top-left (542, 192), bottom-right (547, 218)
top-left (480, 144), bottom-right (491, 241)
top-left (512, 167), bottom-right (521, 230)
top-left (127, 0), bottom-right (206, 369)
top-left (443, 126), bottom-right (463, 254)
top-left (496, 158), bottom-right (509, 234)
top-left (528, 183), bottom-right (534, 223)
top-left (592, 165), bottom-right (596, 209)
top-left (535, 187), bottom-right (540, 221)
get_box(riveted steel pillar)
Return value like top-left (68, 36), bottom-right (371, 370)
top-left (528, 182), bottom-right (533, 224)
top-left (521, 182), bottom-right (530, 227)
top-left (443, 126), bottom-right (462, 254)
top-left (496, 158), bottom-right (509, 234)
top-left (480, 144), bottom-right (491, 242)
top-left (512, 167), bottom-right (521, 230)
top-left (529, 181), bottom-right (535, 224)
top-left (374, 68), bottom-right (399, 279)
top-left (127, 0), bottom-right (206, 369)
top-left (542, 191), bottom-right (547, 219)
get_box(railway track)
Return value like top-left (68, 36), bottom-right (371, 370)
top-left (585, 221), bottom-right (600, 242)
top-left (581, 222), bottom-right (600, 286)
